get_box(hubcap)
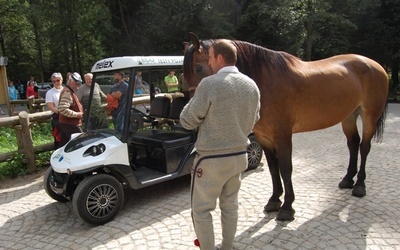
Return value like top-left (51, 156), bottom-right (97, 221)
top-left (247, 141), bottom-right (262, 166)
top-left (86, 184), bottom-right (118, 218)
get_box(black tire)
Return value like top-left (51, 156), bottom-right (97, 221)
top-left (247, 135), bottom-right (263, 170)
top-left (72, 174), bottom-right (124, 225)
top-left (43, 166), bottom-right (69, 203)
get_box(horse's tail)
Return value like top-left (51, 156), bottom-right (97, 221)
top-left (374, 102), bottom-right (387, 143)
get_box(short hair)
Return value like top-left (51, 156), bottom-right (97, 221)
top-left (211, 39), bottom-right (237, 65)
top-left (51, 72), bottom-right (63, 80)
top-left (114, 71), bottom-right (125, 78)
top-left (84, 73), bottom-right (93, 78)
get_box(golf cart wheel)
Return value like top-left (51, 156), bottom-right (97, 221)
top-left (247, 135), bottom-right (263, 170)
top-left (72, 174), bottom-right (124, 225)
top-left (44, 166), bottom-right (69, 203)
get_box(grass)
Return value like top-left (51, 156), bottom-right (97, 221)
top-left (0, 122), bottom-right (53, 180)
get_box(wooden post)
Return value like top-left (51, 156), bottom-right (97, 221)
top-left (15, 124), bottom-right (24, 151)
top-left (28, 96), bottom-right (35, 113)
top-left (18, 111), bottom-right (36, 172)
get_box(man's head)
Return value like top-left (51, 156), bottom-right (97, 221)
top-left (84, 73), bottom-right (93, 86)
top-left (113, 72), bottom-right (124, 83)
top-left (208, 39), bottom-right (237, 73)
top-left (68, 72), bottom-right (82, 91)
top-left (168, 70), bottom-right (175, 76)
top-left (51, 72), bottom-right (63, 89)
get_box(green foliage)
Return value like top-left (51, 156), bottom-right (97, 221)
top-left (0, 0), bottom-right (398, 87)
top-left (0, 127), bottom-right (18, 153)
top-left (0, 153), bottom-right (28, 179)
top-left (0, 151), bottom-right (52, 180)
top-left (31, 122), bottom-right (53, 146)
top-left (0, 123), bottom-right (53, 179)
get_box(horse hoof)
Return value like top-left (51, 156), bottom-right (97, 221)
top-left (352, 185), bottom-right (366, 197)
top-left (338, 179), bottom-right (354, 189)
top-left (264, 201), bottom-right (282, 213)
top-left (276, 208), bottom-right (295, 221)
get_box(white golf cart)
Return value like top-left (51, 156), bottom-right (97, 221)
top-left (44, 56), bottom-right (263, 225)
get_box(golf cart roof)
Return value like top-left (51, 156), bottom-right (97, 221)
top-left (91, 56), bottom-right (184, 73)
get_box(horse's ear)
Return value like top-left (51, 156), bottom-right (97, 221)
top-left (189, 32), bottom-right (200, 50)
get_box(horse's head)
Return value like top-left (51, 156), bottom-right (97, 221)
top-left (183, 33), bottom-right (214, 96)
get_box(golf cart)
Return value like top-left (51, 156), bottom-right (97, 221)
top-left (44, 56), bottom-right (263, 225)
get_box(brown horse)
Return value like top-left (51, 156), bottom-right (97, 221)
top-left (183, 33), bottom-right (388, 221)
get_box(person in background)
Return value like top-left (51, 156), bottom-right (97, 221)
top-left (134, 70), bottom-right (145, 95)
top-left (26, 80), bottom-right (38, 98)
top-left (66, 72), bottom-right (72, 84)
top-left (46, 72), bottom-right (64, 149)
top-left (180, 39), bottom-right (260, 250)
top-left (26, 76), bottom-right (38, 87)
top-left (76, 73), bottom-right (107, 129)
top-left (76, 73), bottom-right (106, 113)
top-left (108, 71), bottom-right (128, 133)
top-left (58, 72), bottom-right (83, 147)
top-left (132, 70), bottom-right (149, 111)
top-left (16, 80), bottom-right (25, 99)
top-left (164, 69), bottom-right (179, 93)
top-left (8, 80), bottom-right (18, 114)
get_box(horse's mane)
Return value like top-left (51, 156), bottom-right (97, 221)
top-left (183, 39), bottom-right (298, 82)
top-left (232, 40), bottom-right (297, 80)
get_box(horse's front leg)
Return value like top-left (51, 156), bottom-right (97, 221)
top-left (275, 136), bottom-right (295, 221)
top-left (263, 147), bottom-right (283, 213)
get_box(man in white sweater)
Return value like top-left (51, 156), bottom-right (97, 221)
top-left (180, 39), bottom-right (260, 250)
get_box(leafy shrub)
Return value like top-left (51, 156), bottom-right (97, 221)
top-left (0, 123), bottom-right (53, 179)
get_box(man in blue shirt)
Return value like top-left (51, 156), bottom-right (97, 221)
top-left (109, 71), bottom-right (128, 133)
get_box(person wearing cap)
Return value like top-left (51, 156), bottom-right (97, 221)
top-left (164, 69), bottom-right (179, 93)
top-left (58, 72), bottom-right (84, 147)
top-left (109, 71), bottom-right (128, 133)
top-left (46, 72), bottom-right (64, 149)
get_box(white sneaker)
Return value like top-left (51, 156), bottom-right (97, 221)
top-left (0, 111), bottom-right (5, 115)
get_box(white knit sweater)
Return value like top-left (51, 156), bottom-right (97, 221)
top-left (180, 66), bottom-right (260, 153)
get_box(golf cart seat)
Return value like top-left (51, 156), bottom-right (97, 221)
top-left (131, 96), bottom-right (195, 174)
top-left (132, 130), bottom-right (194, 149)
top-left (149, 96), bottom-right (171, 118)
top-left (169, 96), bottom-right (189, 119)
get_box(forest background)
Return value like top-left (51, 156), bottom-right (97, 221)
top-left (0, 0), bottom-right (399, 91)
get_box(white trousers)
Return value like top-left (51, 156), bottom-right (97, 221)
top-left (191, 151), bottom-right (248, 250)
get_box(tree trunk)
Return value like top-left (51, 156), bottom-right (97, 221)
top-left (392, 59), bottom-right (399, 92)
top-left (0, 24), bottom-right (6, 56)
top-left (304, 0), bottom-right (315, 61)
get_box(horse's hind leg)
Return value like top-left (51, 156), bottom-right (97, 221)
top-left (339, 111), bottom-right (361, 189)
top-left (352, 112), bottom-right (381, 197)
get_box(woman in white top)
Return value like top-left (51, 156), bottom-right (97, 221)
top-left (45, 72), bottom-right (64, 149)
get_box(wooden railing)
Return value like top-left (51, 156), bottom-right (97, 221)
top-left (10, 97), bottom-right (47, 113)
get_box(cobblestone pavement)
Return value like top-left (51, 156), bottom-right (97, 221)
top-left (1, 104), bottom-right (399, 250)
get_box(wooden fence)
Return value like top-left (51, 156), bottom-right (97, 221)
top-left (0, 110), bottom-right (53, 172)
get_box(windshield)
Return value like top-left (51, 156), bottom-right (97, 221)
top-left (85, 67), bottom-right (183, 142)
